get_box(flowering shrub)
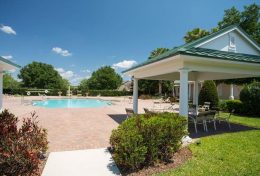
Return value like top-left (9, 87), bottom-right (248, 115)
top-left (0, 110), bottom-right (48, 175)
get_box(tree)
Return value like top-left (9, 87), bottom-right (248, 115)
top-left (61, 79), bottom-right (70, 89)
top-left (218, 4), bottom-right (260, 43)
top-left (218, 7), bottom-right (241, 29)
top-left (184, 28), bottom-right (210, 43)
top-left (18, 61), bottom-right (65, 89)
top-left (78, 79), bottom-right (89, 91)
top-left (148, 48), bottom-right (170, 59)
top-left (3, 74), bottom-right (20, 89)
top-left (198, 80), bottom-right (219, 108)
top-left (87, 66), bottom-right (122, 90)
top-left (140, 48), bottom-right (173, 95)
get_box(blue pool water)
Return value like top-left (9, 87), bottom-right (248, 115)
top-left (33, 99), bottom-right (111, 108)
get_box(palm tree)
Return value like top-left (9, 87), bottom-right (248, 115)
top-left (148, 48), bottom-right (170, 59)
top-left (148, 48), bottom-right (170, 95)
top-left (184, 28), bottom-right (210, 43)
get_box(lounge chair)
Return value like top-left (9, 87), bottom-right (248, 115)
top-left (143, 108), bottom-right (158, 115)
top-left (125, 108), bottom-right (135, 118)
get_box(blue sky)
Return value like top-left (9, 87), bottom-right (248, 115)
top-left (0, 0), bottom-right (258, 85)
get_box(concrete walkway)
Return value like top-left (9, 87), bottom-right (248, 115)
top-left (41, 148), bottom-right (121, 176)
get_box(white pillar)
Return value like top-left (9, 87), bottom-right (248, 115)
top-left (179, 69), bottom-right (189, 117)
top-left (0, 73), bottom-right (3, 111)
top-left (229, 84), bottom-right (234, 100)
top-left (158, 80), bottom-right (162, 95)
top-left (133, 78), bottom-right (138, 113)
top-left (193, 80), bottom-right (199, 106)
top-left (188, 83), bottom-right (192, 100)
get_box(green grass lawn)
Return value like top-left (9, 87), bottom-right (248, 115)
top-left (156, 115), bottom-right (260, 176)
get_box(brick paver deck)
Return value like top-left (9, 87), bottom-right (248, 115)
top-left (3, 96), bottom-right (160, 152)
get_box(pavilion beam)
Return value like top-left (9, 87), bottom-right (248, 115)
top-left (179, 69), bottom-right (189, 117)
top-left (133, 78), bottom-right (139, 114)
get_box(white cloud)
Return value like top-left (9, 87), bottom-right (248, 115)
top-left (52, 47), bottom-right (72, 56)
top-left (80, 69), bottom-right (91, 73)
top-left (112, 60), bottom-right (137, 69)
top-left (1, 55), bottom-right (13, 60)
top-left (55, 67), bottom-right (74, 79)
top-left (0, 25), bottom-right (16, 35)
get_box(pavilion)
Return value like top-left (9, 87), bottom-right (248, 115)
top-left (0, 56), bottom-right (21, 110)
top-left (123, 25), bottom-right (260, 117)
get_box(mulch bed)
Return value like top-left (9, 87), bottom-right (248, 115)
top-left (121, 147), bottom-right (192, 176)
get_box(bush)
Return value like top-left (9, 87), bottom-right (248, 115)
top-left (110, 113), bottom-right (187, 171)
top-left (219, 100), bottom-right (244, 113)
top-left (85, 90), bottom-right (132, 96)
top-left (199, 80), bottom-right (219, 108)
top-left (0, 110), bottom-right (48, 175)
top-left (240, 82), bottom-right (260, 116)
top-left (3, 88), bottom-right (68, 96)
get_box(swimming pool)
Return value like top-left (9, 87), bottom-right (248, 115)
top-left (32, 99), bottom-right (112, 108)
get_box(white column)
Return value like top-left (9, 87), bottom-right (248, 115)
top-left (193, 80), bottom-right (199, 106)
top-left (188, 83), bottom-right (192, 100)
top-left (229, 84), bottom-right (234, 100)
top-left (179, 69), bottom-right (189, 117)
top-left (0, 73), bottom-right (3, 111)
top-left (158, 80), bottom-right (162, 95)
top-left (133, 78), bottom-right (138, 113)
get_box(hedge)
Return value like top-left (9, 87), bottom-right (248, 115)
top-left (240, 82), bottom-right (260, 116)
top-left (3, 88), bottom-right (67, 96)
top-left (219, 100), bottom-right (245, 114)
top-left (110, 113), bottom-right (187, 171)
top-left (3, 88), bottom-right (132, 97)
top-left (84, 90), bottom-right (132, 96)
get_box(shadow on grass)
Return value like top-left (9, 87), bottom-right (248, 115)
top-left (188, 122), bottom-right (259, 138)
top-left (108, 114), bottom-right (259, 139)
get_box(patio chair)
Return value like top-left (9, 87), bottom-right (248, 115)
top-left (203, 102), bottom-right (211, 111)
top-left (216, 109), bottom-right (235, 129)
top-left (204, 110), bottom-right (217, 131)
top-left (189, 111), bottom-right (209, 133)
top-left (125, 108), bottom-right (135, 118)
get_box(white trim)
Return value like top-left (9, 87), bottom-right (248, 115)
top-left (195, 28), bottom-right (235, 48)
top-left (123, 54), bottom-right (181, 75)
top-left (195, 27), bottom-right (260, 52)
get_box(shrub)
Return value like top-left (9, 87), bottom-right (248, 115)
top-left (240, 82), bottom-right (260, 116)
top-left (0, 110), bottom-right (48, 175)
top-left (220, 100), bottom-right (244, 113)
top-left (110, 113), bottom-right (187, 171)
top-left (85, 90), bottom-right (132, 96)
top-left (199, 80), bottom-right (219, 108)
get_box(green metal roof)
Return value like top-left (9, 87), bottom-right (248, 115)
top-left (180, 47), bottom-right (260, 64)
top-left (0, 56), bottom-right (21, 69)
top-left (123, 24), bottom-right (260, 73)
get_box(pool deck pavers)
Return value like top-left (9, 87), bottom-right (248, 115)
top-left (3, 96), bottom-right (177, 176)
top-left (3, 96), bottom-right (158, 152)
